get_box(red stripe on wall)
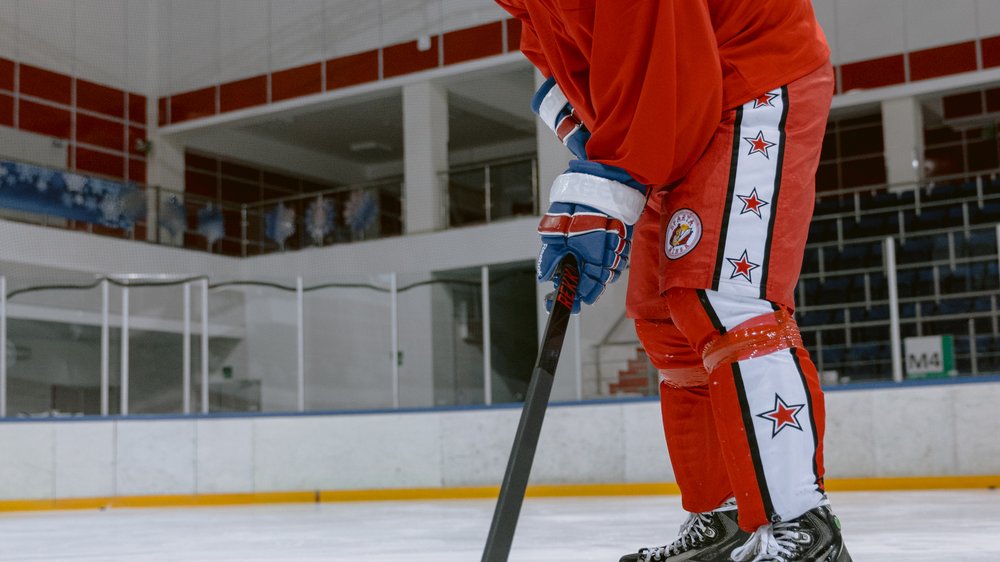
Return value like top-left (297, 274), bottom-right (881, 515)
top-left (129, 158), bottom-right (146, 184)
top-left (185, 169), bottom-right (217, 198)
top-left (909, 41), bottom-right (977, 81)
top-left (76, 113), bottom-right (125, 151)
top-left (383, 38), bottom-right (440, 79)
top-left (326, 50), bottom-right (380, 90)
top-left (76, 79), bottom-right (126, 119)
top-left (76, 146), bottom-right (125, 179)
top-left (170, 87), bottom-right (217, 123)
top-left (982, 36), bottom-right (1000, 69)
top-left (220, 75), bottom-right (268, 112)
top-left (271, 63), bottom-right (322, 102)
top-left (506, 18), bottom-right (522, 53)
top-left (443, 22), bottom-right (504, 65)
top-left (158, 97), bottom-right (168, 126)
top-left (942, 91), bottom-right (983, 120)
top-left (19, 64), bottom-right (72, 105)
top-left (986, 87), bottom-right (1000, 113)
top-left (0, 93), bottom-right (12, 127)
top-left (839, 55), bottom-right (906, 92)
top-left (128, 93), bottom-right (146, 124)
top-left (18, 99), bottom-right (71, 138)
top-left (0, 58), bottom-right (13, 91)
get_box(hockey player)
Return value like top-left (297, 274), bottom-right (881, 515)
top-left (496, 1), bottom-right (851, 561)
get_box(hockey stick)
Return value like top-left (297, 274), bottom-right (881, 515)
top-left (481, 254), bottom-right (580, 562)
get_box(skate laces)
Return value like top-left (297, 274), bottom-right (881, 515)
top-left (730, 520), bottom-right (811, 562)
top-left (638, 511), bottom-right (717, 561)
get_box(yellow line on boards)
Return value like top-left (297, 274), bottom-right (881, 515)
top-left (0, 476), bottom-right (996, 513)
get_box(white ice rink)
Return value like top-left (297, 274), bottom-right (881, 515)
top-left (1, 490), bottom-right (998, 561)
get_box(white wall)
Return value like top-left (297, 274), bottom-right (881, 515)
top-left (812, 0), bottom-right (1000, 65)
top-left (0, 0), bottom-right (150, 93)
top-left (0, 381), bottom-right (997, 501)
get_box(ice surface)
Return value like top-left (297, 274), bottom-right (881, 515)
top-left (0, 490), bottom-right (998, 561)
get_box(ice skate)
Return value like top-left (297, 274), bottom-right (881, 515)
top-left (620, 499), bottom-right (749, 561)
top-left (729, 505), bottom-right (851, 562)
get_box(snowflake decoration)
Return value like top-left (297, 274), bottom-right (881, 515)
top-left (304, 198), bottom-right (334, 246)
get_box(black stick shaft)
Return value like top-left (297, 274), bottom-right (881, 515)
top-left (481, 255), bottom-right (580, 562)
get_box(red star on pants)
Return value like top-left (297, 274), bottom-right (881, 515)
top-left (743, 130), bottom-right (776, 159)
top-left (752, 91), bottom-right (779, 109)
top-left (756, 394), bottom-right (805, 438)
top-left (737, 188), bottom-right (770, 219)
top-left (726, 249), bottom-right (759, 282)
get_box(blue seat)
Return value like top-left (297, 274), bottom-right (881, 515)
top-left (849, 214), bottom-right (885, 239)
top-left (908, 207), bottom-right (949, 232)
top-left (957, 229), bottom-right (998, 258)
top-left (897, 237), bottom-right (933, 264)
top-left (970, 200), bottom-right (1000, 224)
top-left (815, 196), bottom-right (854, 217)
top-left (922, 182), bottom-right (973, 204)
top-left (868, 271), bottom-right (888, 300)
top-left (808, 218), bottom-right (839, 243)
top-left (800, 247), bottom-right (821, 274)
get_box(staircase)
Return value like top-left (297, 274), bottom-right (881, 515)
top-left (608, 347), bottom-right (657, 396)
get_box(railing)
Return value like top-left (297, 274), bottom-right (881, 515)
top-left (443, 155), bottom-right (539, 227)
top-left (0, 262), bottom-right (551, 418)
top-left (589, 172), bottom-right (1000, 396)
top-left (0, 154), bottom-right (547, 254)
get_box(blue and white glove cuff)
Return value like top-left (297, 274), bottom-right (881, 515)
top-left (549, 173), bottom-right (647, 226)
top-left (531, 77), bottom-right (588, 158)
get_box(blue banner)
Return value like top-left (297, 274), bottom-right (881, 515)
top-left (0, 160), bottom-right (145, 228)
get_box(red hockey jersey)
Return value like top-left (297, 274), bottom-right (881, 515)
top-left (497, 0), bottom-right (830, 188)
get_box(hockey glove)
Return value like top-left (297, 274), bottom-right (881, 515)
top-left (531, 76), bottom-right (590, 160)
top-left (537, 161), bottom-right (648, 313)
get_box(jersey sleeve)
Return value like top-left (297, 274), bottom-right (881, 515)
top-left (496, 0), bottom-right (725, 188)
top-left (584, 1), bottom-right (723, 187)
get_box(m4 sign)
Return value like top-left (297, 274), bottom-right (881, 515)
top-left (903, 335), bottom-right (955, 379)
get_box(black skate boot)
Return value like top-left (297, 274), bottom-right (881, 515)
top-left (620, 499), bottom-right (749, 561)
top-left (729, 505), bottom-right (851, 562)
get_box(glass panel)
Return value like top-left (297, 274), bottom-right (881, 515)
top-left (416, 267), bottom-right (484, 406)
top-left (489, 160), bottom-right (535, 221)
top-left (486, 262), bottom-right (538, 403)
top-left (3, 270), bottom-right (112, 417)
top-left (126, 284), bottom-right (186, 414)
top-left (212, 277), bottom-right (297, 413)
top-left (304, 273), bottom-right (392, 411)
top-left (448, 169), bottom-right (486, 227)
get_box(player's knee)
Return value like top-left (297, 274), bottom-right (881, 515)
top-left (701, 306), bottom-right (803, 372)
top-left (662, 287), bottom-right (803, 373)
top-left (635, 319), bottom-right (709, 387)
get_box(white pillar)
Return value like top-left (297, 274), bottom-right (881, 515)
top-left (0, 276), bottom-right (6, 418)
top-left (296, 276), bottom-right (305, 412)
top-left (121, 286), bottom-right (130, 415)
top-left (200, 278), bottom-right (209, 414)
top-left (881, 96), bottom-right (924, 191)
top-left (481, 266), bottom-right (492, 406)
top-left (100, 280), bottom-right (109, 416)
top-left (402, 81), bottom-right (449, 233)
top-left (885, 237), bottom-right (904, 383)
top-left (182, 282), bottom-right (191, 414)
top-left (390, 273), bottom-right (399, 409)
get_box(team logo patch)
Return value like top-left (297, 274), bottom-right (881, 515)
top-left (665, 208), bottom-right (702, 260)
top-left (756, 394), bottom-right (805, 438)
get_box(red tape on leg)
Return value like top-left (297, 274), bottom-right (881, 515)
top-left (701, 308), bottom-right (803, 373)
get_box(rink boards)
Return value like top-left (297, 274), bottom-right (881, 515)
top-left (0, 378), bottom-right (998, 510)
